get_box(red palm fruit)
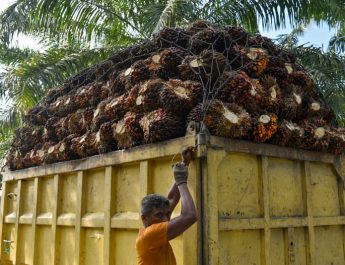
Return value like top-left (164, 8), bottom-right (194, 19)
top-left (298, 120), bottom-right (330, 152)
top-left (160, 79), bottom-right (203, 116)
top-left (68, 109), bottom-right (84, 134)
top-left (75, 82), bottom-right (107, 108)
top-left (178, 50), bottom-right (226, 83)
top-left (264, 66), bottom-right (290, 88)
top-left (304, 99), bottom-right (335, 123)
top-left (189, 28), bottom-right (231, 54)
top-left (113, 112), bottom-right (143, 149)
top-left (70, 132), bottom-right (98, 158)
top-left (248, 35), bottom-right (278, 54)
top-left (44, 86), bottom-right (65, 105)
top-left (328, 128), bottom-right (345, 155)
top-left (81, 107), bottom-right (94, 132)
top-left (24, 106), bottom-right (51, 126)
top-left (43, 117), bottom-right (59, 141)
top-left (55, 116), bottom-right (70, 141)
top-left (45, 136), bottom-right (75, 164)
top-left (225, 26), bottom-right (249, 46)
top-left (125, 84), bottom-right (140, 111)
top-left (270, 120), bottom-right (305, 147)
top-left (253, 113), bottom-right (278, 142)
top-left (108, 68), bottom-right (126, 96)
top-left (140, 109), bottom-right (185, 143)
top-left (229, 46), bottom-right (269, 75)
top-left (259, 75), bottom-right (281, 113)
top-left (8, 150), bottom-right (25, 170)
top-left (279, 92), bottom-right (304, 121)
top-left (289, 71), bottom-right (316, 94)
top-left (92, 98), bottom-right (111, 131)
top-left (186, 20), bottom-right (213, 35)
top-left (104, 94), bottom-right (128, 121)
top-left (228, 74), bottom-right (263, 113)
top-left (96, 121), bottom-right (115, 153)
top-left (12, 126), bottom-right (43, 154)
top-left (188, 100), bottom-right (252, 139)
top-left (135, 79), bottom-right (165, 112)
top-left (146, 48), bottom-right (186, 79)
top-left (23, 149), bottom-right (46, 167)
top-left (154, 27), bottom-right (190, 48)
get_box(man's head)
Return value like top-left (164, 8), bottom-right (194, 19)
top-left (141, 194), bottom-right (170, 227)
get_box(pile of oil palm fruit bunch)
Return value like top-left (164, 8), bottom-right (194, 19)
top-left (7, 20), bottom-right (345, 170)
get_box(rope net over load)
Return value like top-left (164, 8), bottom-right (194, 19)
top-left (7, 20), bottom-right (345, 170)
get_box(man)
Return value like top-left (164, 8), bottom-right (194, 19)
top-left (136, 147), bottom-right (197, 265)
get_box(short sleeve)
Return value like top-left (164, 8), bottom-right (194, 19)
top-left (141, 221), bottom-right (168, 249)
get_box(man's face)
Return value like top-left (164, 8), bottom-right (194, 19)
top-left (142, 205), bottom-right (171, 227)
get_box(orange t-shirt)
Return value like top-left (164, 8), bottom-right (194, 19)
top-left (136, 221), bottom-right (176, 265)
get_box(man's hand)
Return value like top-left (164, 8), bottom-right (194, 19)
top-left (181, 146), bottom-right (195, 166)
top-left (173, 162), bottom-right (188, 186)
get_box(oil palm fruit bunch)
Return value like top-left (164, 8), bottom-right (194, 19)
top-left (270, 120), bottom-right (304, 147)
top-left (140, 109), bottom-right (185, 143)
top-left (226, 71), bottom-right (263, 113)
top-left (328, 128), bottom-right (345, 155)
top-left (189, 27), bottom-right (231, 54)
top-left (160, 79), bottom-right (203, 116)
top-left (304, 98), bottom-right (335, 123)
top-left (154, 27), bottom-right (190, 48)
top-left (225, 26), bottom-right (249, 46)
top-left (259, 75), bottom-right (281, 113)
top-left (96, 121), bottom-right (115, 153)
top-left (186, 20), bottom-right (213, 35)
top-left (135, 79), bottom-right (164, 112)
top-left (104, 94), bottom-right (128, 121)
top-left (24, 106), bottom-right (51, 126)
top-left (228, 45), bottom-right (269, 76)
top-left (188, 100), bottom-right (252, 139)
top-left (92, 98), bottom-right (112, 131)
top-left (113, 112), bottom-right (143, 149)
top-left (279, 85), bottom-right (304, 120)
top-left (178, 50), bottom-right (226, 83)
top-left (253, 113), bottom-right (278, 142)
top-left (11, 126), bottom-right (43, 154)
top-left (298, 120), bottom-right (330, 152)
top-left (8, 20), bottom-right (345, 170)
top-left (146, 47), bottom-right (186, 79)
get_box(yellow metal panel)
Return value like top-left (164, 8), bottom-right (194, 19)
top-left (110, 229), bottom-right (138, 265)
top-left (268, 158), bottom-right (304, 217)
top-left (171, 236), bottom-right (183, 265)
top-left (16, 225), bottom-right (33, 265)
top-left (55, 227), bottom-right (75, 265)
top-left (270, 228), bottom-right (308, 265)
top-left (81, 228), bottom-right (104, 265)
top-left (113, 164), bottom-right (140, 214)
top-left (20, 180), bottom-right (34, 216)
top-left (151, 158), bottom-right (175, 195)
top-left (216, 152), bottom-right (262, 218)
top-left (58, 173), bottom-right (78, 215)
top-left (219, 230), bottom-right (262, 264)
top-left (36, 226), bottom-right (53, 265)
top-left (2, 224), bottom-right (15, 263)
top-left (37, 176), bottom-right (54, 215)
top-left (5, 182), bottom-right (18, 218)
top-left (84, 168), bottom-right (105, 214)
top-left (309, 162), bottom-right (340, 217)
top-left (314, 226), bottom-right (344, 265)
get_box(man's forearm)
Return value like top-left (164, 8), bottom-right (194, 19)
top-left (168, 182), bottom-right (180, 213)
top-left (177, 183), bottom-right (197, 223)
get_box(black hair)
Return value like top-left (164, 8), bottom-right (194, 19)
top-left (141, 194), bottom-right (169, 215)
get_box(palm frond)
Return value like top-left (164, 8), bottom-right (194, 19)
top-left (329, 34), bottom-right (345, 54)
top-left (140, 0), bottom-right (199, 35)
